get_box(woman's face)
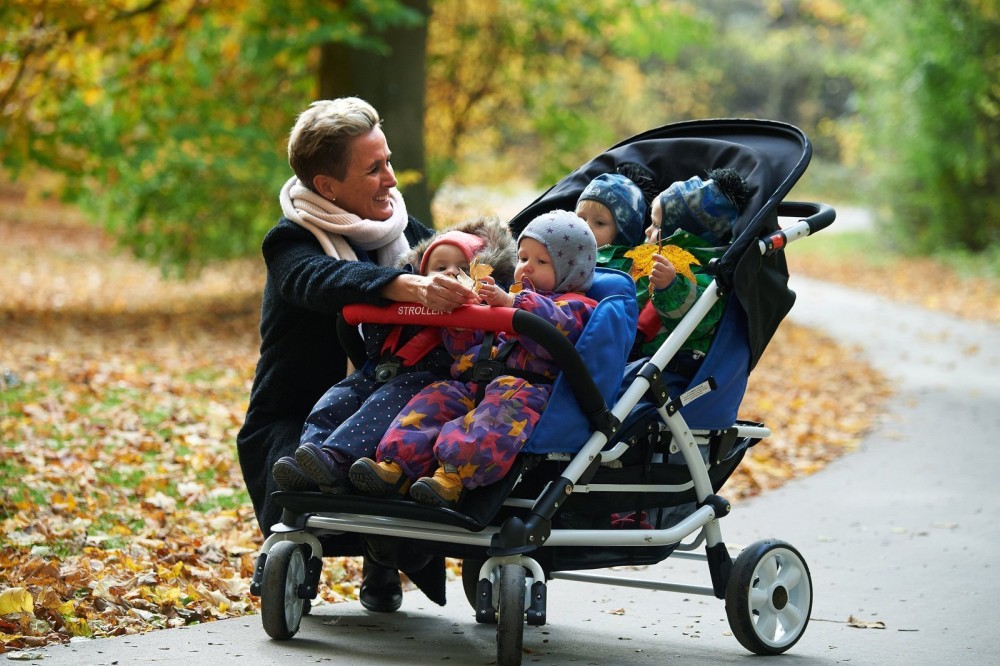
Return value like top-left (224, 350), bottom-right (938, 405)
top-left (575, 199), bottom-right (617, 247)
top-left (325, 126), bottom-right (398, 221)
top-left (514, 237), bottom-right (556, 292)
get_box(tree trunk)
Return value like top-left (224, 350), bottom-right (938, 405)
top-left (318, 0), bottom-right (433, 228)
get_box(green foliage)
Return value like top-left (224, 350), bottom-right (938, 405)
top-left (425, 0), bottom-right (711, 190)
top-left (8, 0), bottom-right (992, 267)
top-left (846, 0), bottom-right (1000, 253)
top-left (0, 0), bottom-right (420, 272)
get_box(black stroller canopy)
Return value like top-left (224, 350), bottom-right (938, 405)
top-left (508, 118), bottom-right (812, 371)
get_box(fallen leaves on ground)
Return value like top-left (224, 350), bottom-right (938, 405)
top-left (733, 325), bottom-right (892, 498)
top-left (0, 191), bottom-right (891, 652)
top-left (847, 615), bottom-right (887, 629)
top-left (788, 249), bottom-right (1000, 326)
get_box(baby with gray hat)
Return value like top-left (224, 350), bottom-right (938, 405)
top-left (350, 210), bottom-right (599, 509)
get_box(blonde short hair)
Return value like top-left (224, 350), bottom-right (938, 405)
top-left (287, 97), bottom-right (382, 190)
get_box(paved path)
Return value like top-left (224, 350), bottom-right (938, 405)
top-left (29, 275), bottom-right (1000, 665)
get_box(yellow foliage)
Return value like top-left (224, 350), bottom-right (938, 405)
top-left (63, 617), bottom-right (92, 637)
top-left (82, 87), bottom-right (104, 107)
top-left (623, 244), bottom-right (699, 283)
top-left (0, 588), bottom-right (34, 614)
top-left (154, 561), bottom-right (186, 584)
top-left (455, 258), bottom-right (494, 292)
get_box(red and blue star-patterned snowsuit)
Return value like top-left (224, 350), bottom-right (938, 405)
top-left (376, 288), bottom-right (595, 489)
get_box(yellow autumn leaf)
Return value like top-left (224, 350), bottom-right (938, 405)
top-left (63, 616), bottom-right (93, 637)
top-left (0, 587), bottom-right (33, 614)
top-left (623, 243), bottom-right (699, 284)
top-left (455, 267), bottom-right (475, 291)
top-left (456, 258), bottom-right (494, 293)
top-left (469, 257), bottom-right (493, 283)
top-left (81, 87), bottom-right (103, 107)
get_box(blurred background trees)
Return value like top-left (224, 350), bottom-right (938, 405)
top-left (843, 0), bottom-right (1000, 255)
top-left (1, 0), bottom-right (996, 270)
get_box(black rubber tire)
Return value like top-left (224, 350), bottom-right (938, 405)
top-left (496, 564), bottom-right (526, 666)
top-left (260, 541), bottom-right (307, 640)
top-left (725, 539), bottom-right (812, 655)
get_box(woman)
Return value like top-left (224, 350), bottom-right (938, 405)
top-left (237, 97), bottom-right (478, 612)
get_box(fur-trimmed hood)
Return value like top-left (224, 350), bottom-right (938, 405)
top-left (399, 215), bottom-right (518, 286)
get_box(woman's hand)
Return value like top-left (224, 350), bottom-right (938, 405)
top-left (478, 277), bottom-right (515, 308)
top-left (649, 254), bottom-right (677, 290)
top-left (382, 273), bottom-right (479, 312)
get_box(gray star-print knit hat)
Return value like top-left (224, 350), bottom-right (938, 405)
top-left (518, 210), bottom-right (597, 293)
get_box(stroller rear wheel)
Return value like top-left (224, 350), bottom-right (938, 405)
top-left (260, 541), bottom-right (309, 640)
top-left (725, 539), bottom-right (812, 655)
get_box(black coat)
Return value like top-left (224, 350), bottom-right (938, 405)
top-left (237, 215), bottom-right (434, 542)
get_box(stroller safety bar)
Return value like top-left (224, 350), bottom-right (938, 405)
top-left (342, 303), bottom-right (610, 429)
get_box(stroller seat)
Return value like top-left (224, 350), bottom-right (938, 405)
top-left (272, 266), bottom-right (639, 531)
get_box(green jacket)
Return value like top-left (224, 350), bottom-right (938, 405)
top-left (596, 229), bottom-right (726, 356)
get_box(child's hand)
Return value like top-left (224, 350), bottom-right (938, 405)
top-left (478, 277), bottom-right (515, 307)
top-left (649, 254), bottom-right (676, 290)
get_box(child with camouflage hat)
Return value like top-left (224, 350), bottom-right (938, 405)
top-left (600, 167), bottom-right (750, 367)
top-left (575, 172), bottom-right (649, 247)
top-left (350, 210), bottom-right (599, 509)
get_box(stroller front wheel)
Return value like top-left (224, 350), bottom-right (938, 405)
top-left (260, 541), bottom-right (309, 640)
top-left (725, 539), bottom-right (812, 655)
top-left (496, 564), bottom-right (527, 666)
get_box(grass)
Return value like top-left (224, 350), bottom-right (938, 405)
top-left (787, 227), bottom-right (1000, 324)
top-left (796, 228), bottom-right (1000, 277)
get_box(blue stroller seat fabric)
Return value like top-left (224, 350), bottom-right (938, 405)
top-left (523, 267), bottom-right (638, 454)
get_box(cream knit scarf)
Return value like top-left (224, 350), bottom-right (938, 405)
top-left (279, 176), bottom-right (411, 266)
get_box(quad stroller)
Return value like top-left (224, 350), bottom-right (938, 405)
top-left (250, 118), bottom-right (835, 664)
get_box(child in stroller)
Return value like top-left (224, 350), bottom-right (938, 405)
top-left (349, 210), bottom-right (599, 509)
top-left (271, 215), bottom-right (517, 496)
top-left (252, 118), bottom-right (835, 665)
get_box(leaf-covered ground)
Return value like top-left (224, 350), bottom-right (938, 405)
top-left (13, 189), bottom-right (993, 652)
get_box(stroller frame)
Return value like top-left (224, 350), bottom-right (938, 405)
top-left (251, 119), bottom-right (835, 664)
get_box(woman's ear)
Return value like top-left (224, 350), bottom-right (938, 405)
top-left (313, 174), bottom-right (338, 201)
